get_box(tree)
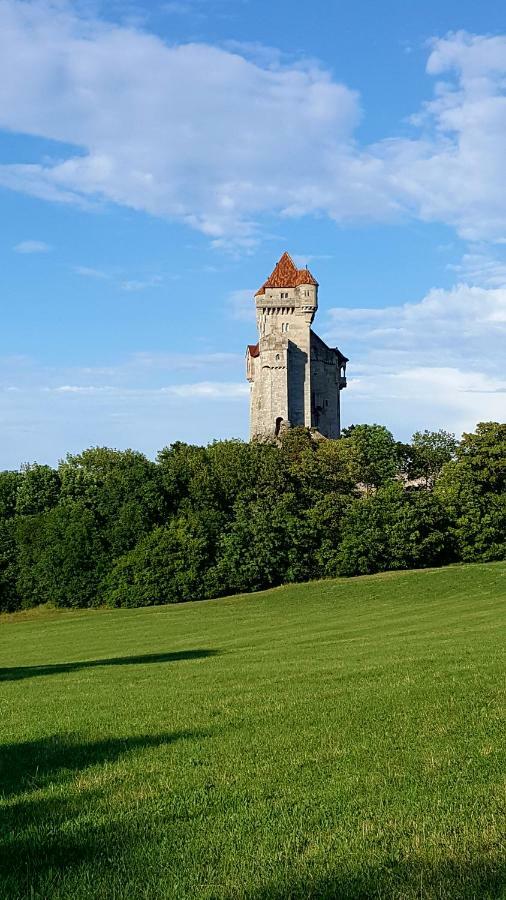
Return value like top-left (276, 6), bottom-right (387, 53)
top-left (294, 438), bottom-right (356, 500)
top-left (0, 472), bottom-right (20, 610)
top-left (342, 424), bottom-right (398, 492)
top-left (213, 493), bottom-right (310, 594)
top-left (0, 471), bottom-right (21, 520)
top-left (402, 430), bottom-right (457, 488)
top-left (157, 442), bottom-right (207, 514)
top-left (279, 426), bottom-right (316, 465)
top-left (290, 439), bottom-right (357, 577)
top-left (3, 422), bottom-right (504, 611)
top-left (59, 447), bottom-right (165, 558)
top-left (16, 501), bottom-right (107, 608)
top-left (102, 510), bottom-right (220, 607)
top-left (455, 422), bottom-right (506, 492)
top-left (337, 482), bottom-right (453, 576)
top-left (16, 464), bottom-right (60, 515)
top-left (199, 439), bottom-right (287, 514)
top-left (435, 423), bottom-right (506, 562)
top-left (0, 519), bottom-right (18, 612)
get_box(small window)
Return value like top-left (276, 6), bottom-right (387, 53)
top-left (275, 353), bottom-right (280, 361)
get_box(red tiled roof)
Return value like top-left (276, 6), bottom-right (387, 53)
top-left (256, 252), bottom-right (318, 295)
top-left (247, 343), bottom-right (259, 358)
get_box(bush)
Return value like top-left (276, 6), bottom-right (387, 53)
top-left (337, 483), bottom-right (454, 576)
top-left (102, 512), bottom-right (221, 607)
top-left (435, 423), bottom-right (506, 562)
top-left (16, 502), bottom-right (107, 608)
top-left (0, 520), bottom-right (19, 612)
top-left (213, 493), bottom-right (312, 594)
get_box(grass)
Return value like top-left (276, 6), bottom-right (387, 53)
top-left (0, 563), bottom-right (505, 900)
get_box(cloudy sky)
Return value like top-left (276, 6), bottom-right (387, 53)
top-left (1, 0), bottom-right (505, 468)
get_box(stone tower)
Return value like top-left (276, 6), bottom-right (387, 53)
top-left (246, 253), bottom-right (348, 441)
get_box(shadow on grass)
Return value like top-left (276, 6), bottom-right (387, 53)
top-left (1, 729), bottom-right (504, 899)
top-left (3, 816), bottom-right (505, 900)
top-left (0, 730), bottom-right (210, 799)
top-left (0, 648), bottom-right (219, 682)
top-left (240, 859), bottom-right (506, 900)
top-left (0, 729), bottom-right (211, 898)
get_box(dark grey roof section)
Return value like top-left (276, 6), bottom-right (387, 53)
top-left (310, 329), bottom-right (348, 363)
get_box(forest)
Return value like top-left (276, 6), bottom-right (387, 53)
top-left (0, 422), bottom-right (504, 612)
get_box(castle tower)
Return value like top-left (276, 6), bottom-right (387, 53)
top-left (246, 252), bottom-right (347, 441)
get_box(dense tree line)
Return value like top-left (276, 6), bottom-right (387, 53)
top-left (0, 422), bottom-right (504, 611)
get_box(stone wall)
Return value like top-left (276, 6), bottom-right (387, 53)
top-left (310, 331), bottom-right (341, 439)
top-left (246, 270), bottom-right (346, 441)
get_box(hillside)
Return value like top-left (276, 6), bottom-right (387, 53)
top-left (1, 563), bottom-right (505, 899)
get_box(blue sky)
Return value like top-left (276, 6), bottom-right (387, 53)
top-left (1, 0), bottom-right (505, 468)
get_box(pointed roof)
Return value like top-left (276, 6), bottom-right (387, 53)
top-left (255, 252), bottom-right (318, 295)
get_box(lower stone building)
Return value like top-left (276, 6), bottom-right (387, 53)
top-left (246, 253), bottom-right (348, 441)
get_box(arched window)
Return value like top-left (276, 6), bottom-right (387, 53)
top-left (275, 416), bottom-right (283, 436)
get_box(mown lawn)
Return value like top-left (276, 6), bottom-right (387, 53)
top-left (1, 563), bottom-right (505, 899)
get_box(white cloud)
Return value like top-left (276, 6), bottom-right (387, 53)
top-left (325, 281), bottom-right (506, 435)
top-left (327, 282), bottom-right (506, 363)
top-left (0, 0), bottom-right (357, 245)
top-left (0, 350), bottom-right (250, 466)
top-left (1, 272), bottom-right (504, 465)
top-left (130, 351), bottom-right (242, 369)
top-left (120, 276), bottom-right (163, 292)
top-left (292, 254), bottom-right (333, 267)
top-left (345, 366), bottom-right (506, 439)
top-left (448, 250), bottom-right (506, 288)
top-left (0, 349), bottom-right (243, 389)
top-left (48, 381), bottom-right (248, 398)
top-left (74, 265), bottom-right (110, 279)
top-left (0, 7), bottom-right (505, 243)
top-left (13, 239), bottom-right (51, 253)
top-left (161, 381), bottom-right (248, 398)
top-left (380, 31), bottom-right (506, 242)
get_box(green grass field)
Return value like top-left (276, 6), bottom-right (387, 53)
top-left (1, 563), bottom-right (505, 899)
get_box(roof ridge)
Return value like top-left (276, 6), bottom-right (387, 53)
top-left (277, 251), bottom-right (297, 269)
top-left (255, 252), bottom-right (318, 295)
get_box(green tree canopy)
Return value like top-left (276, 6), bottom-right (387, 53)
top-left (400, 429), bottom-right (457, 488)
top-left (342, 424), bottom-right (398, 492)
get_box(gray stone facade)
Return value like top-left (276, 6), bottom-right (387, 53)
top-left (246, 253), bottom-right (347, 441)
